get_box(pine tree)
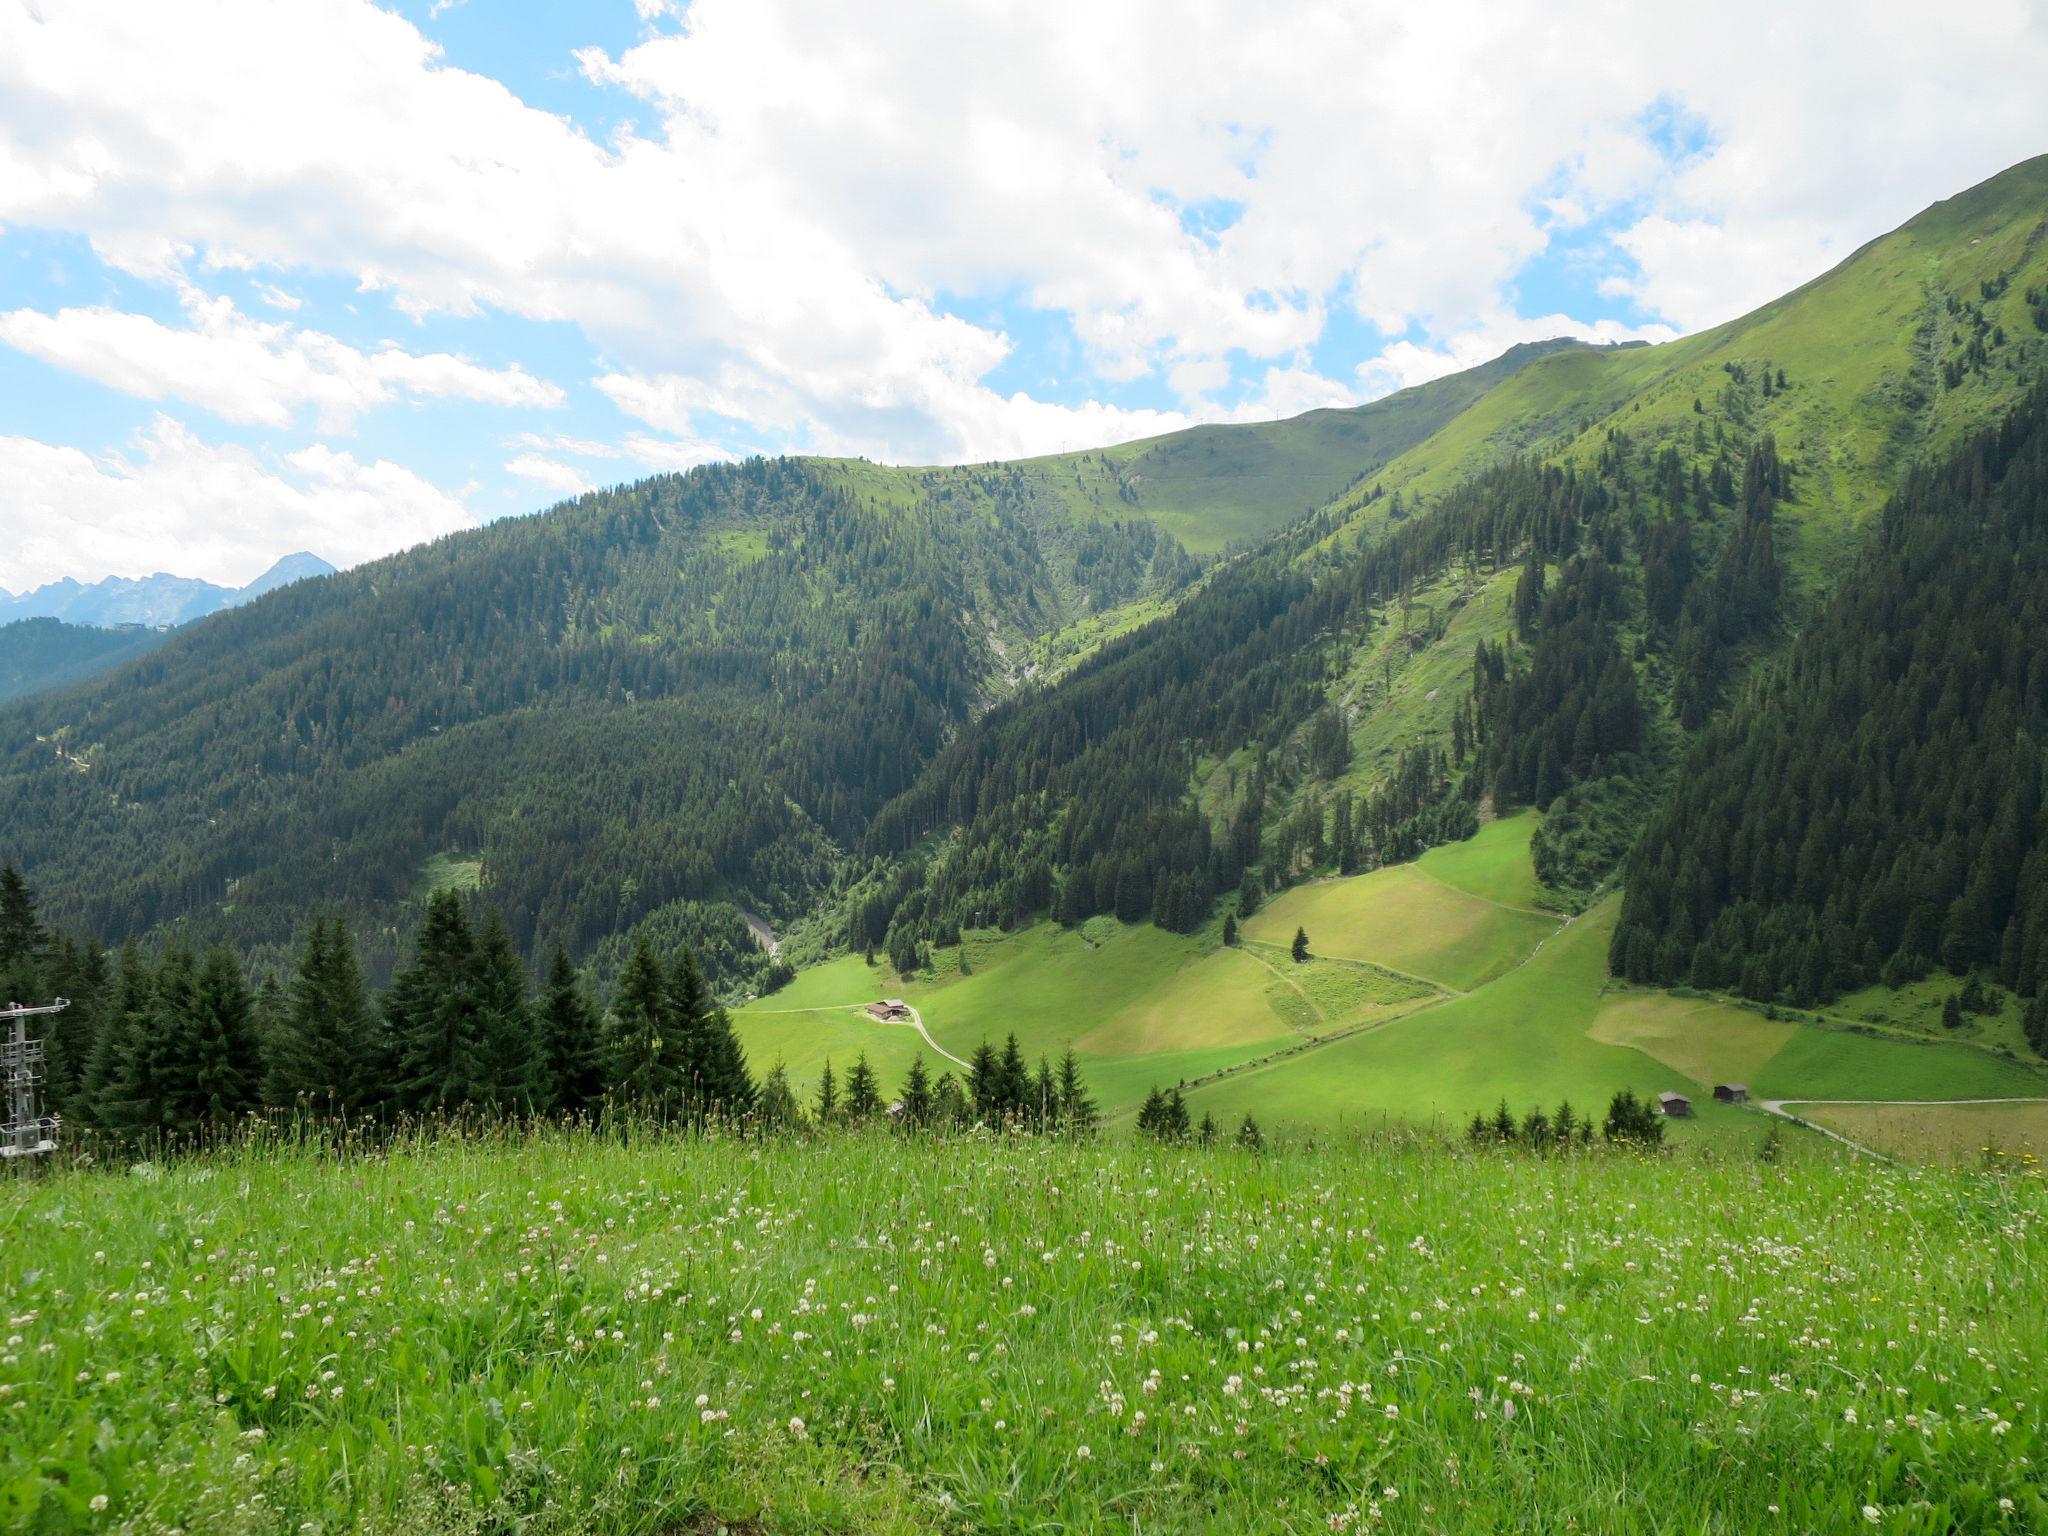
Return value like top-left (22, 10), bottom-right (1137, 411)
top-left (1197, 1111), bottom-right (1217, 1145)
top-left (814, 1057), bottom-right (839, 1124)
top-left (1491, 1098), bottom-right (1517, 1142)
top-left (42, 935), bottom-right (107, 1117)
top-left (1054, 1048), bottom-right (1096, 1133)
top-left (1032, 1055), bottom-right (1058, 1128)
top-left (697, 996), bottom-right (755, 1119)
top-left (534, 946), bottom-right (604, 1116)
top-left (1222, 912), bottom-right (1238, 946)
top-left (899, 1055), bottom-right (933, 1125)
top-left (1291, 927), bottom-right (1310, 963)
top-left (845, 1052), bottom-right (881, 1120)
top-left (1136, 1085), bottom-right (1167, 1138)
top-left (1237, 867), bottom-right (1261, 918)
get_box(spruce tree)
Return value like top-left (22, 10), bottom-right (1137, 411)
top-left (1222, 912), bottom-right (1238, 946)
top-left (967, 1040), bottom-right (1001, 1121)
top-left (814, 1057), bottom-right (839, 1124)
top-left (998, 1033), bottom-right (1030, 1119)
top-left (472, 909), bottom-right (539, 1113)
top-left (845, 1052), bottom-right (881, 1120)
top-left (1165, 1087), bottom-right (1191, 1140)
top-left (171, 946), bottom-right (261, 1132)
top-left (605, 935), bottom-right (684, 1116)
top-left (755, 1061), bottom-right (802, 1130)
top-left (264, 918), bottom-right (384, 1116)
top-left (1055, 1048), bottom-right (1096, 1133)
top-left (1032, 1055), bottom-right (1058, 1128)
top-left (386, 891), bottom-right (484, 1114)
top-left (1136, 1085), bottom-right (1166, 1137)
top-left (899, 1055), bottom-right (933, 1125)
top-left (83, 941), bottom-right (151, 1130)
top-left (1236, 1112), bottom-right (1263, 1151)
top-left (0, 863), bottom-right (45, 974)
top-left (536, 945), bottom-right (605, 1116)
top-left (1291, 927), bottom-right (1310, 963)
top-left (111, 943), bottom-right (193, 1139)
top-left (932, 1069), bottom-right (969, 1125)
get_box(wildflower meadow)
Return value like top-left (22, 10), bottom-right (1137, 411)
top-left (1, 1126), bottom-right (2043, 1533)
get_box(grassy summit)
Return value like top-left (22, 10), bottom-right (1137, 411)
top-left (3, 1129), bottom-right (2039, 1533)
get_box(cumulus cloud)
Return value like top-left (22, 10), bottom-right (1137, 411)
top-left (0, 287), bottom-right (563, 432)
top-left (1358, 313), bottom-right (1678, 397)
top-left (1, 0), bottom-right (2044, 580)
top-left (504, 452), bottom-right (595, 498)
top-left (9, 0), bottom-right (2041, 465)
top-left (0, 416), bottom-right (476, 591)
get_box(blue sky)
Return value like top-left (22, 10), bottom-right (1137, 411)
top-left (1, 0), bottom-right (2044, 591)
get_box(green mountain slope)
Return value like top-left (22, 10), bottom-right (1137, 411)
top-left (813, 335), bottom-right (1595, 556)
top-left (7, 157), bottom-right (2048, 1143)
top-left (0, 617), bottom-right (169, 702)
top-left (1340, 155), bottom-right (2048, 581)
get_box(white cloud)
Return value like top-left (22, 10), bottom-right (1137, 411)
top-left (1357, 313), bottom-right (1678, 398)
top-left (504, 452), bottom-right (594, 498)
top-left (0, 415), bottom-right (475, 590)
top-left (0, 287), bottom-right (562, 432)
top-left (0, 0), bottom-right (2044, 578)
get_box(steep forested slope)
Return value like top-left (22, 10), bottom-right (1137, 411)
top-left (0, 331), bottom-right (1586, 985)
top-left (1613, 383), bottom-right (2048, 1043)
top-left (0, 618), bottom-right (169, 702)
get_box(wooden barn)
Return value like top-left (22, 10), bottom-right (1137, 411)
top-left (1713, 1083), bottom-right (1749, 1104)
top-left (866, 999), bottom-right (911, 1022)
top-left (1657, 1091), bottom-right (1692, 1118)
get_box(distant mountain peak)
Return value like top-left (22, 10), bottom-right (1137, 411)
top-left (0, 550), bottom-right (336, 629)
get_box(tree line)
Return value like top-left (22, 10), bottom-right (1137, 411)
top-left (1, 863), bottom-right (1111, 1148)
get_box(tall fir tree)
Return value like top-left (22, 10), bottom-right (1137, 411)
top-left (605, 934), bottom-right (686, 1116)
top-left (844, 1052), bottom-right (881, 1120)
top-left (898, 1055), bottom-right (933, 1125)
top-left (385, 890), bottom-right (485, 1114)
top-left (1054, 1048), bottom-right (1096, 1133)
top-left (472, 909), bottom-right (539, 1113)
top-left (536, 944), bottom-right (606, 1116)
top-left (263, 917), bottom-right (385, 1115)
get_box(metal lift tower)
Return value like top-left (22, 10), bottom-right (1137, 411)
top-left (1, 998), bottom-right (66, 1161)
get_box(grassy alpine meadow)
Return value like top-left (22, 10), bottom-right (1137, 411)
top-left (4, 1127), bottom-right (2046, 1535)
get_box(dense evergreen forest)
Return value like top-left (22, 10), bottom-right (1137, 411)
top-left (1614, 385), bottom-right (2048, 1050)
top-left (0, 863), bottom-right (1098, 1142)
top-left (853, 385), bottom-right (1793, 962)
top-left (0, 459), bottom-right (1196, 989)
